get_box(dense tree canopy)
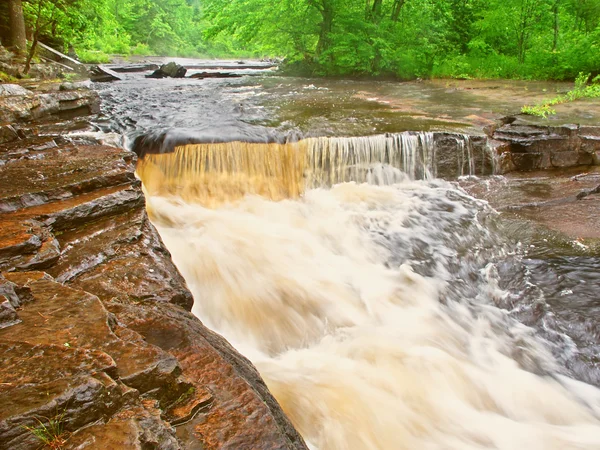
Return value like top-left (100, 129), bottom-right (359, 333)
top-left (1, 0), bottom-right (599, 79)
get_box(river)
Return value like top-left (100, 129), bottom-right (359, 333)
top-left (93, 60), bottom-right (600, 450)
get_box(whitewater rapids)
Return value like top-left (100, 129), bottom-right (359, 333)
top-left (146, 179), bottom-right (600, 450)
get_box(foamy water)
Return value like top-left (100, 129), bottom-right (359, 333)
top-left (145, 178), bottom-right (600, 450)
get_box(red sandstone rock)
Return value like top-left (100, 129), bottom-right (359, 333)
top-left (0, 104), bottom-right (307, 449)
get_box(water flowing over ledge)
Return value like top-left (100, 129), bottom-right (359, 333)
top-left (136, 132), bottom-right (495, 206)
top-left (138, 130), bottom-right (600, 450)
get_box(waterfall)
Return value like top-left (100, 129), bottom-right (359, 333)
top-left (140, 132), bottom-right (600, 450)
top-left (137, 132), bottom-right (438, 205)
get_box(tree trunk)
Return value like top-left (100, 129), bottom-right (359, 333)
top-left (391, 0), bottom-right (406, 22)
top-left (371, 0), bottom-right (383, 20)
top-left (24, 32), bottom-right (39, 74)
top-left (315, 2), bottom-right (334, 57)
top-left (552, 0), bottom-right (559, 51)
top-left (8, 0), bottom-right (27, 55)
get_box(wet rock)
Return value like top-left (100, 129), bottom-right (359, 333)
top-left (0, 102), bottom-right (308, 449)
top-left (0, 144), bottom-right (136, 213)
top-left (576, 184), bottom-right (600, 200)
top-left (147, 62), bottom-right (187, 79)
top-left (511, 152), bottom-right (544, 171)
top-left (0, 341), bottom-right (133, 450)
top-left (90, 65), bottom-right (122, 83)
top-left (488, 119), bottom-right (600, 173)
top-left (34, 89), bottom-right (100, 120)
top-left (0, 220), bottom-right (42, 262)
top-left (60, 80), bottom-right (93, 91)
top-left (0, 271), bottom-right (193, 434)
top-left (190, 72), bottom-right (243, 79)
top-left (461, 167), bottom-right (600, 239)
top-left (0, 86), bottom-right (99, 123)
top-left (0, 274), bottom-right (22, 308)
top-left (64, 403), bottom-right (180, 450)
top-left (0, 84), bottom-right (31, 97)
top-left (111, 301), bottom-right (308, 450)
top-left (433, 133), bottom-right (493, 179)
top-left (0, 295), bottom-right (20, 328)
top-left (0, 125), bottom-right (19, 144)
top-left (551, 151), bottom-right (580, 168)
top-left (109, 63), bottom-right (160, 73)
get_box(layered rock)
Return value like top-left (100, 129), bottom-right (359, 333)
top-left (0, 83), bottom-right (100, 123)
top-left (486, 118), bottom-right (600, 173)
top-left (0, 85), bottom-right (307, 450)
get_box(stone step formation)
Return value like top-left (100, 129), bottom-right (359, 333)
top-left (0, 82), bottom-right (307, 450)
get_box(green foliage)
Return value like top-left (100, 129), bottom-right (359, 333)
top-left (14, 0), bottom-right (600, 80)
top-left (521, 72), bottom-right (600, 116)
top-left (131, 43), bottom-right (152, 56)
top-left (77, 49), bottom-right (111, 63)
top-left (202, 0), bottom-right (600, 80)
top-left (22, 414), bottom-right (69, 449)
top-left (0, 71), bottom-right (18, 83)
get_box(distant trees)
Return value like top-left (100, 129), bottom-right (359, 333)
top-left (202, 0), bottom-right (600, 79)
top-left (2, 0), bottom-right (600, 80)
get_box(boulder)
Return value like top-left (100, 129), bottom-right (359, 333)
top-left (146, 62), bottom-right (187, 79)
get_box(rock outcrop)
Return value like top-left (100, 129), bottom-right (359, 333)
top-left (0, 84), bottom-right (308, 450)
top-left (486, 118), bottom-right (600, 173)
top-left (0, 83), bottom-right (100, 123)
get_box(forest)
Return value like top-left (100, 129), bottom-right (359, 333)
top-left (1, 0), bottom-right (600, 80)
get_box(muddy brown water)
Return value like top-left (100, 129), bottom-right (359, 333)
top-left (93, 62), bottom-right (600, 447)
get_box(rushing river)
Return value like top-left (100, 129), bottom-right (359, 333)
top-left (94, 62), bottom-right (600, 449)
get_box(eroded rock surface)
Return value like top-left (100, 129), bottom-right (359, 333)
top-left (487, 118), bottom-right (600, 173)
top-left (0, 83), bottom-right (99, 123)
top-left (0, 86), bottom-right (307, 449)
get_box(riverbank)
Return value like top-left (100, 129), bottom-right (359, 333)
top-left (0, 79), bottom-right (307, 449)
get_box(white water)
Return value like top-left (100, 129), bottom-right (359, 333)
top-left (146, 177), bottom-right (600, 450)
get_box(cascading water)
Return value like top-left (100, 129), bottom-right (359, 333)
top-left (138, 136), bottom-right (600, 450)
top-left (137, 132), bottom-right (441, 205)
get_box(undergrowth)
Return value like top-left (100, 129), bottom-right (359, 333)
top-left (76, 49), bottom-right (112, 64)
top-left (521, 73), bottom-right (600, 118)
top-left (22, 414), bottom-right (69, 450)
top-left (0, 71), bottom-right (18, 83)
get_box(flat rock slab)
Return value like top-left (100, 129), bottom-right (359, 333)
top-left (0, 84), bottom-right (32, 97)
top-left (0, 144), bottom-right (135, 212)
top-left (0, 86), bottom-right (99, 123)
top-left (461, 167), bottom-right (600, 240)
top-left (64, 403), bottom-right (180, 450)
top-left (0, 340), bottom-right (132, 450)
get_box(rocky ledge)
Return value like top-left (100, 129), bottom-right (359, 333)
top-left (487, 117), bottom-right (600, 173)
top-left (0, 85), bottom-right (307, 449)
